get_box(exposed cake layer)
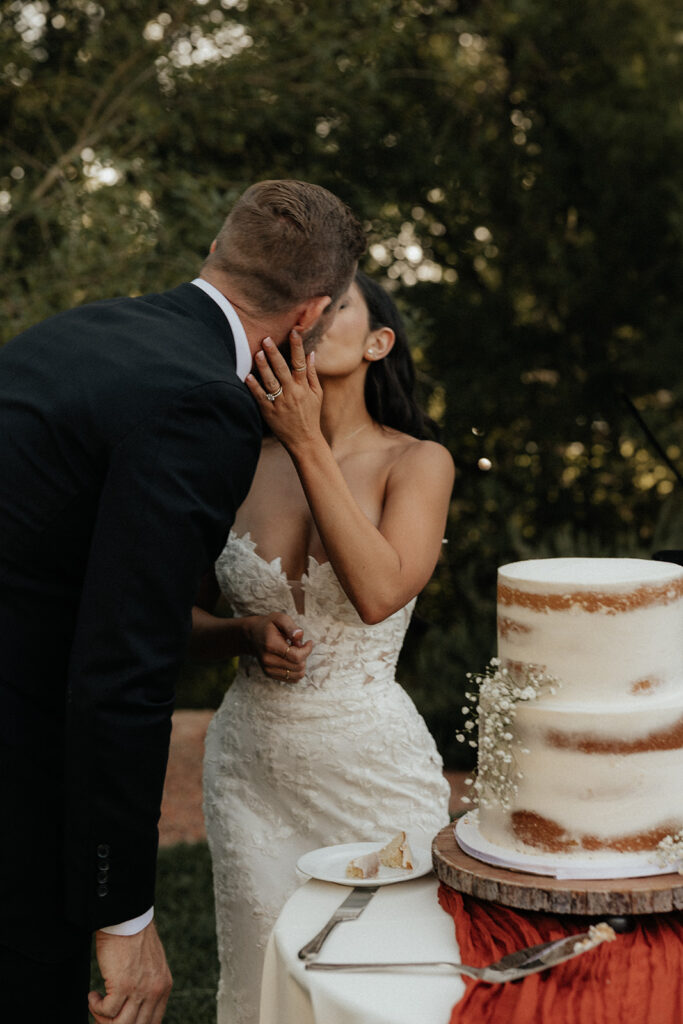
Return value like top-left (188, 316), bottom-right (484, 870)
top-left (508, 811), bottom-right (678, 854)
top-left (497, 558), bottom-right (683, 706)
top-left (478, 700), bottom-right (683, 855)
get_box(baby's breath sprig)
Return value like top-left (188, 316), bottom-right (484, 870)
top-left (656, 829), bottom-right (683, 873)
top-left (456, 657), bottom-right (560, 810)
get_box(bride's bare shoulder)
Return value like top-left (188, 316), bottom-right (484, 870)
top-left (380, 428), bottom-right (454, 476)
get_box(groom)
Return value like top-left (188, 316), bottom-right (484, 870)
top-left (0, 180), bottom-right (365, 1022)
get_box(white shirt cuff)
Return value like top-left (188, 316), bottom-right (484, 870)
top-left (99, 906), bottom-right (154, 936)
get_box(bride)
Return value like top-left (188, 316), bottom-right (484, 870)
top-left (193, 272), bottom-right (454, 1024)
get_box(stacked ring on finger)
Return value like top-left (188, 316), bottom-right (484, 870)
top-left (292, 363), bottom-right (307, 374)
top-left (265, 384), bottom-right (283, 402)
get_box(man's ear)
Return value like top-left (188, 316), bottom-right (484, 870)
top-left (292, 295), bottom-right (332, 332)
top-left (209, 239), bottom-right (217, 254)
top-left (364, 327), bottom-right (395, 362)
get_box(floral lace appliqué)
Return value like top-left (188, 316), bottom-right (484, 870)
top-left (215, 531), bottom-right (416, 691)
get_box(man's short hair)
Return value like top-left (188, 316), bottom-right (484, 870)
top-left (204, 180), bottom-right (366, 313)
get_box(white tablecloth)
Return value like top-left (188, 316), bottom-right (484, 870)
top-left (260, 874), bottom-right (465, 1024)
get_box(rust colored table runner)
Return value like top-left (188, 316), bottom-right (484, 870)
top-left (438, 884), bottom-right (683, 1023)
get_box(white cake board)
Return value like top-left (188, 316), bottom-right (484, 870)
top-left (455, 811), bottom-right (676, 880)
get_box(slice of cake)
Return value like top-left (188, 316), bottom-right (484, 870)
top-left (379, 831), bottom-right (414, 869)
top-left (344, 831), bottom-right (415, 878)
top-left (345, 851), bottom-right (380, 878)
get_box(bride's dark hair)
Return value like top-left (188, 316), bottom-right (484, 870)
top-left (356, 271), bottom-right (438, 440)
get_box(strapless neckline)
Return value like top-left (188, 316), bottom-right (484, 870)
top-left (228, 529), bottom-right (336, 617)
top-left (215, 528), bottom-right (417, 693)
top-left (230, 529), bottom-right (331, 585)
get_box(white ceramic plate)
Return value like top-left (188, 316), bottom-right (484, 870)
top-left (297, 840), bottom-right (433, 887)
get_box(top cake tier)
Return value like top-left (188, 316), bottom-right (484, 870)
top-left (497, 557), bottom-right (683, 708)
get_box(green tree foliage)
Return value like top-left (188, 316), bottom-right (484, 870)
top-left (2, 0), bottom-right (682, 765)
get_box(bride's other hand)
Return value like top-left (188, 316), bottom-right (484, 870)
top-left (246, 330), bottom-right (323, 451)
top-left (244, 612), bottom-right (312, 683)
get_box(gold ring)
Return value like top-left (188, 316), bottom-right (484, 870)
top-left (285, 668), bottom-right (290, 681)
top-left (265, 384), bottom-right (283, 402)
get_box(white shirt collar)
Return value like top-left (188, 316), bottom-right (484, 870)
top-left (190, 277), bottom-right (252, 382)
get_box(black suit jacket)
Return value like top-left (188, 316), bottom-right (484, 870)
top-left (0, 284), bottom-right (261, 960)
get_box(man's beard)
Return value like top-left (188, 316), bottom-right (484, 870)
top-left (301, 317), bottom-right (326, 354)
top-left (301, 295), bottom-right (343, 353)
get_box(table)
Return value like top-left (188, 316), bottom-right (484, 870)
top-left (259, 874), bottom-right (464, 1024)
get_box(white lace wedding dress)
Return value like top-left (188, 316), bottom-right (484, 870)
top-left (203, 531), bottom-right (451, 1024)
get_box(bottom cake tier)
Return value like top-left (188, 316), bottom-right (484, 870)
top-left (476, 699), bottom-right (683, 863)
top-left (455, 812), bottom-right (677, 880)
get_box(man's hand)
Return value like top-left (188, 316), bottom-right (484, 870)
top-left (89, 921), bottom-right (172, 1024)
top-left (244, 612), bottom-right (312, 683)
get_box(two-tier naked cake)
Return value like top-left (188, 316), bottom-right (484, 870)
top-left (456, 557), bottom-right (683, 879)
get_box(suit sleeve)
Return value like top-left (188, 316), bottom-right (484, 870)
top-left (63, 381), bottom-right (261, 931)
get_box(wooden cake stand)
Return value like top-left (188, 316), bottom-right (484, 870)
top-left (432, 823), bottom-right (683, 915)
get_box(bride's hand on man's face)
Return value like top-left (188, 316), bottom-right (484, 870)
top-left (246, 330), bottom-right (323, 450)
top-left (244, 612), bottom-right (312, 683)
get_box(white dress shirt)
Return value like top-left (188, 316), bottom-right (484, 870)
top-left (191, 277), bottom-right (252, 381)
top-left (100, 281), bottom-right (251, 937)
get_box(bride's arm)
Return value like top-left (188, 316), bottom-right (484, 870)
top-left (189, 572), bottom-right (311, 682)
top-left (290, 436), bottom-right (453, 624)
top-left (247, 337), bottom-right (454, 625)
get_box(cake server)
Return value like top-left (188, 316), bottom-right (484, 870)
top-left (298, 886), bottom-right (380, 961)
top-left (306, 921), bottom-right (616, 982)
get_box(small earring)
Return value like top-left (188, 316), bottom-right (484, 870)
top-left (367, 349), bottom-right (374, 356)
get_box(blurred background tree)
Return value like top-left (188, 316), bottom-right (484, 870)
top-left (2, 0), bottom-right (682, 767)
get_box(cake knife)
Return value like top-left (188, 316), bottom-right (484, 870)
top-left (298, 886), bottom-right (379, 961)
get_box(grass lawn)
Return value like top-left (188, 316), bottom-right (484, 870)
top-left (90, 843), bottom-right (218, 1023)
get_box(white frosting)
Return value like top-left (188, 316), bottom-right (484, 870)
top-left (476, 556), bottom-right (683, 870)
top-left (500, 603), bottom-right (681, 706)
top-left (480, 727), bottom-right (683, 842)
top-left (498, 557), bottom-right (683, 706)
top-left (346, 851), bottom-right (380, 878)
top-left (501, 556), bottom-right (682, 587)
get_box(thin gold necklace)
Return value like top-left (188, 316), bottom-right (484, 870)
top-left (342, 423), bottom-right (370, 442)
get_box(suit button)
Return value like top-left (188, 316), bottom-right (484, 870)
top-left (97, 870), bottom-right (109, 884)
top-left (97, 844), bottom-right (110, 858)
top-left (97, 884), bottom-right (108, 897)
